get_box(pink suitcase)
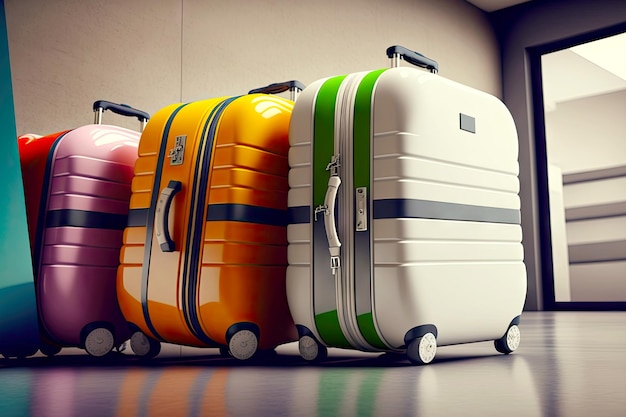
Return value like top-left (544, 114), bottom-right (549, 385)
top-left (18, 101), bottom-right (149, 357)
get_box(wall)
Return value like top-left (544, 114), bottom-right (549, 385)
top-left (492, 0), bottom-right (626, 309)
top-left (545, 90), bottom-right (626, 174)
top-left (5, 0), bottom-right (500, 136)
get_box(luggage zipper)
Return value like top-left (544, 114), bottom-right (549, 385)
top-left (33, 132), bottom-right (71, 344)
top-left (351, 69), bottom-right (391, 350)
top-left (335, 73), bottom-right (377, 351)
top-left (140, 103), bottom-right (189, 341)
top-left (181, 98), bottom-right (237, 345)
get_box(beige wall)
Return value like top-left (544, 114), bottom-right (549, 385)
top-left (6, 0), bottom-right (499, 135)
top-left (546, 90), bottom-right (626, 174)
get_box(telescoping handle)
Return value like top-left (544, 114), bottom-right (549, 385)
top-left (386, 45), bottom-right (438, 73)
top-left (93, 100), bottom-right (150, 132)
top-left (248, 80), bottom-right (306, 101)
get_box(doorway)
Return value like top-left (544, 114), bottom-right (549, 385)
top-left (532, 28), bottom-right (626, 310)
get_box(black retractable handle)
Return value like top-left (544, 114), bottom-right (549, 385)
top-left (386, 45), bottom-right (439, 73)
top-left (93, 100), bottom-right (150, 131)
top-left (248, 80), bottom-right (306, 101)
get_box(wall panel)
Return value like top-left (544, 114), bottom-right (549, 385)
top-left (5, 0), bottom-right (500, 135)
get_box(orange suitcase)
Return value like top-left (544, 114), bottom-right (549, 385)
top-left (117, 82), bottom-right (302, 360)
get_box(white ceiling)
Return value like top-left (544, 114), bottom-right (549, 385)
top-left (466, 0), bottom-right (626, 112)
top-left (466, 0), bottom-right (626, 111)
top-left (542, 32), bottom-right (626, 111)
top-left (464, 0), bottom-right (533, 12)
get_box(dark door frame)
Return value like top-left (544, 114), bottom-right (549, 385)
top-left (527, 21), bottom-right (626, 310)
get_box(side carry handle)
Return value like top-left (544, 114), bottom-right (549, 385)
top-left (93, 100), bottom-right (150, 132)
top-left (386, 45), bottom-right (438, 73)
top-left (315, 172), bottom-right (342, 276)
top-left (248, 80), bottom-right (306, 101)
top-left (156, 180), bottom-right (182, 252)
top-left (324, 175), bottom-right (342, 275)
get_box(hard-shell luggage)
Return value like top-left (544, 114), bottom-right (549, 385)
top-left (0, 11), bottom-right (40, 357)
top-left (17, 101), bottom-right (149, 357)
top-left (0, 149), bottom-right (39, 359)
top-left (286, 46), bottom-right (527, 365)
top-left (117, 81), bottom-right (303, 360)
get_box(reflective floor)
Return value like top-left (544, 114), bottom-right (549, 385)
top-left (1, 312), bottom-right (625, 417)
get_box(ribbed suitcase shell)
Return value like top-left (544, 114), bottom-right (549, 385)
top-left (287, 66), bottom-right (527, 362)
top-left (117, 94), bottom-right (297, 358)
top-left (18, 125), bottom-right (139, 354)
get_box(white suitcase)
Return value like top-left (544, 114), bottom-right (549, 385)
top-left (286, 46), bottom-right (527, 365)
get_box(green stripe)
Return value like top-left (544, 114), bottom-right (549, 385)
top-left (313, 76), bottom-right (344, 206)
top-left (353, 69), bottom-right (385, 188)
top-left (313, 76), bottom-right (351, 349)
top-left (315, 310), bottom-right (350, 347)
top-left (353, 69), bottom-right (387, 349)
top-left (357, 313), bottom-right (385, 348)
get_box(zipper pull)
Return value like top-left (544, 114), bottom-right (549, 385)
top-left (326, 154), bottom-right (341, 176)
top-left (330, 255), bottom-right (340, 275)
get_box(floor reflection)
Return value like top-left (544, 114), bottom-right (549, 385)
top-left (0, 347), bottom-right (541, 417)
top-left (1, 312), bottom-right (625, 417)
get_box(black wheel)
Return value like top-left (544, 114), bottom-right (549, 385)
top-left (219, 346), bottom-right (231, 358)
top-left (298, 335), bottom-right (328, 362)
top-left (129, 331), bottom-right (161, 359)
top-left (2, 346), bottom-right (39, 359)
top-left (39, 342), bottom-right (62, 357)
top-left (406, 332), bottom-right (437, 365)
top-left (495, 324), bottom-right (521, 354)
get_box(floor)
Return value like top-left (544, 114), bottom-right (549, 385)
top-left (1, 311), bottom-right (625, 417)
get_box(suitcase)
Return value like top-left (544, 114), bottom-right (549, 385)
top-left (0, 8), bottom-right (41, 361)
top-left (17, 100), bottom-right (149, 357)
top-left (117, 81), bottom-right (303, 360)
top-left (0, 130), bottom-right (41, 360)
top-left (286, 46), bottom-right (527, 365)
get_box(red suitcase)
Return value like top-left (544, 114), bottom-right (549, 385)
top-left (18, 101), bottom-right (149, 357)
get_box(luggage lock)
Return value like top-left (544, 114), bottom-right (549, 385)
top-left (168, 135), bottom-right (186, 166)
top-left (356, 187), bottom-right (368, 231)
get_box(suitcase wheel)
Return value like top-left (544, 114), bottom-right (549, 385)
top-left (0, 346), bottom-right (38, 360)
top-left (228, 329), bottom-right (258, 361)
top-left (115, 341), bottom-right (127, 353)
top-left (406, 332), bottom-right (437, 365)
top-left (83, 326), bottom-right (115, 357)
top-left (219, 346), bottom-right (232, 358)
top-left (494, 324), bottom-right (521, 354)
top-left (39, 341), bottom-right (62, 357)
top-left (298, 335), bottom-right (328, 362)
top-left (129, 331), bottom-right (161, 359)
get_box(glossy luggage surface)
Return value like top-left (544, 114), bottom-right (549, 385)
top-left (0, 6), bottom-right (40, 358)
top-left (17, 101), bottom-right (148, 357)
top-left (286, 47), bottom-right (527, 364)
top-left (0, 134), bottom-right (40, 358)
top-left (117, 82), bottom-right (301, 360)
